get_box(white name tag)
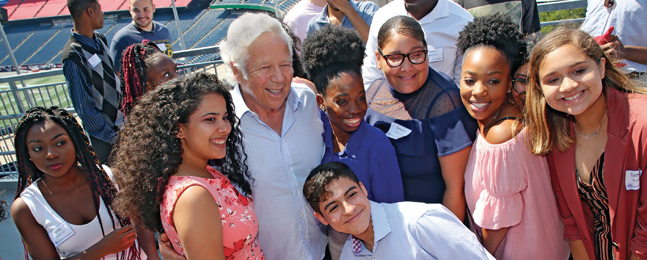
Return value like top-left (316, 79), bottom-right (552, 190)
top-left (88, 54), bottom-right (101, 68)
top-left (385, 122), bottom-right (412, 140)
top-left (428, 47), bottom-right (444, 63)
top-left (48, 222), bottom-right (75, 247)
top-left (626, 169), bottom-right (642, 191)
top-left (157, 43), bottom-right (167, 52)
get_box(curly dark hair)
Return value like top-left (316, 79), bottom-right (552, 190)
top-left (111, 72), bottom-right (251, 232)
top-left (521, 32), bottom-right (543, 64)
top-left (457, 13), bottom-right (524, 73)
top-left (119, 40), bottom-right (163, 116)
top-left (303, 162), bottom-right (359, 214)
top-left (0, 197), bottom-right (6, 222)
top-left (13, 106), bottom-right (138, 260)
top-left (301, 26), bottom-right (365, 95)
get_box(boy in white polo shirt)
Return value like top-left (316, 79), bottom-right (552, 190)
top-left (303, 162), bottom-right (495, 260)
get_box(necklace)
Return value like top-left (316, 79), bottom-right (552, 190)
top-left (484, 109), bottom-right (502, 128)
top-left (574, 111), bottom-right (607, 140)
top-left (41, 179), bottom-right (53, 195)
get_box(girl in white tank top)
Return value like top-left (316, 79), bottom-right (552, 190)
top-left (10, 107), bottom-right (157, 260)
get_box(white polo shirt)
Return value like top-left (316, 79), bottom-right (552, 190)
top-left (361, 0), bottom-right (473, 89)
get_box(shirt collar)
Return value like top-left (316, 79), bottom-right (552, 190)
top-left (232, 83), bottom-right (301, 118)
top-left (316, 1), bottom-right (360, 24)
top-left (341, 119), bottom-right (368, 156)
top-left (350, 201), bottom-right (391, 256)
top-left (71, 31), bottom-right (100, 51)
top-left (395, 0), bottom-right (449, 24)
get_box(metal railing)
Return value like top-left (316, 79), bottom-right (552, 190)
top-left (0, 0), bottom-right (589, 177)
top-left (0, 46), bottom-right (223, 177)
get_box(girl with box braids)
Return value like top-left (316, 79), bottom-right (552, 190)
top-left (120, 40), bottom-right (177, 116)
top-left (11, 106), bottom-right (146, 260)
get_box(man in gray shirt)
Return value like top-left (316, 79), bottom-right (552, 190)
top-left (109, 0), bottom-right (172, 73)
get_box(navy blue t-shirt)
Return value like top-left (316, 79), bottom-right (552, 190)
top-left (109, 21), bottom-right (173, 73)
top-left (365, 67), bottom-right (477, 203)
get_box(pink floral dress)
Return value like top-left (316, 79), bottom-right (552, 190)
top-left (161, 166), bottom-right (264, 260)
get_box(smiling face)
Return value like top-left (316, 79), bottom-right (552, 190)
top-left (26, 120), bottom-right (78, 178)
top-left (538, 44), bottom-right (606, 116)
top-left (460, 47), bottom-right (512, 124)
top-left (178, 93), bottom-right (232, 162)
top-left (145, 53), bottom-right (177, 92)
top-left (376, 33), bottom-right (429, 94)
top-left (129, 0), bottom-right (155, 31)
top-left (314, 177), bottom-right (372, 237)
top-left (318, 71), bottom-right (367, 141)
top-left (235, 32), bottom-right (293, 114)
top-left (511, 63), bottom-right (529, 109)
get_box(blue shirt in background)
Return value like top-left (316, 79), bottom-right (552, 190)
top-left (109, 21), bottom-right (172, 73)
top-left (320, 111), bottom-right (404, 203)
top-left (306, 0), bottom-right (379, 38)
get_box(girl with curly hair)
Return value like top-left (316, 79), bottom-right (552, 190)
top-left (10, 106), bottom-right (158, 260)
top-left (458, 14), bottom-right (569, 259)
top-left (111, 73), bottom-right (262, 259)
top-left (525, 28), bottom-right (647, 260)
top-left (120, 40), bottom-right (177, 115)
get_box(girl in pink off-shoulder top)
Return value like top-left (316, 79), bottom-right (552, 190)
top-left (457, 14), bottom-right (569, 259)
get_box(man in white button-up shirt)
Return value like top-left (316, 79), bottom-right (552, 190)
top-left (220, 13), bottom-right (327, 260)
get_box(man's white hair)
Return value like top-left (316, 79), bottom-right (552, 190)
top-left (220, 12), bottom-right (294, 84)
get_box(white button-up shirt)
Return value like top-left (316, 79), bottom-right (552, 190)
top-left (361, 0), bottom-right (473, 88)
top-left (232, 83), bottom-right (327, 260)
top-left (579, 0), bottom-right (647, 73)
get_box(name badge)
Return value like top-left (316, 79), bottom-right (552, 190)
top-left (386, 122), bottom-right (411, 140)
top-left (88, 54), bottom-right (101, 68)
top-left (428, 47), bottom-right (444, 63)
top-left (48, 222), bottom-right (75, 247)
top-left (626, 169), bottom-right (642, 190)
top-left (157, 43), bottom-right (167, 52)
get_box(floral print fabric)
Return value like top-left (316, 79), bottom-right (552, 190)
top-left (161, 166), bottom-right (264, 260)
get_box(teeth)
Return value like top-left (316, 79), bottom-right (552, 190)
top-left (267, 89), bottom-right (280, 94)
top-left (471, 102), bottom-right (488, 109)
top-left (212, 139), bottom-right (226, 145)
top-left (343, 118), bottom-right (361, 125)
top-left (564, 91), bottom-right (583, 101)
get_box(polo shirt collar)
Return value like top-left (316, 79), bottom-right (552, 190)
top-left (350, 201), bottom-right (391, 256)
top-left (340, 119), bottom-right (367, 157)
top-left (232, 83), bottom-right (301, 118)
top-left (396, 0), bottom-right (449, 24)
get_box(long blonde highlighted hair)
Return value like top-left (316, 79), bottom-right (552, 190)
top-left (524, 28), bottom-right (646, 155)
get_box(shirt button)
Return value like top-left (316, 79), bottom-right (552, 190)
top-left (300, 213), bottom-right (304, 217)
top-left (295, 191), bottom-right (298, 195)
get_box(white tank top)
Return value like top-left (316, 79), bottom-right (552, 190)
top-left (19, 166), bottom-right (142, 259)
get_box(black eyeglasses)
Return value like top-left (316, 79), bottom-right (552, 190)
top-left (511, 77), bottom-right (528, 94)
top-left (378, 49), bottom-right (428, 67)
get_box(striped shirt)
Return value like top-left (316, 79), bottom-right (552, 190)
top-left (63, 31), bottom-right (117, 143)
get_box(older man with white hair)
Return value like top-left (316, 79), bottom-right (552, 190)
top-left (223, 12), bottom-right (326, 260)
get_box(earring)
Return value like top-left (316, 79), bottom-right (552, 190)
top-left (319, 104), bottom-right (325, 111)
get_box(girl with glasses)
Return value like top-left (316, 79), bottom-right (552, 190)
top-left (365, 15), bottom-right (477, 221)
top-left (510, 33), bottom-right (542, 110)
top-left (458, 14), bottom-right (569, 259)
